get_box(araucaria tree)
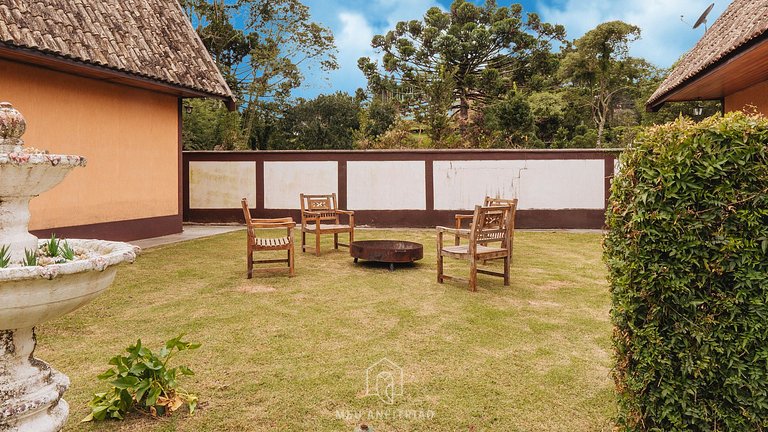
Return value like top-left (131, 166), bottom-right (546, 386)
top-left (358, 0), bottom-right (565, 128)
top-left (182, 0), bottom-right (338, 149)
top-left (558, 21), bottom-right (649, 147)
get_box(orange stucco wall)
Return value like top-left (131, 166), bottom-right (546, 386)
top-left (0, 59), bottom-right (179, 231)
top-left (724, 80), bottom-right (768, 113)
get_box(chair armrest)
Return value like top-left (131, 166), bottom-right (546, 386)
top-left (251, 218), bottom-right (295, 229)
top-left (336, 209), bottom-right (354, 227)
top-left (436, 226), bottom-right (462, 234)
top-left (454, 214), bottom-right (473, 221)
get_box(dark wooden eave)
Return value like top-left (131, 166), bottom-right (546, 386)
top-left (0, 43), bottom-right (237, 111)
top-left (647, 31), bottom-right (768, 112)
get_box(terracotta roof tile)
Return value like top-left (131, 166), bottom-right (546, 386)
top-left (0, 0), bottom-right (233, 102)
top-left (647, 0), bottom-right (768, 109)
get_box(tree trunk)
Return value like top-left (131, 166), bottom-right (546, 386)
top-left (596, 115), bottom-right (605, 148)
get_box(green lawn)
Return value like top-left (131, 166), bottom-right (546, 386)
top-left (40, 229), bottom-right (616, 431)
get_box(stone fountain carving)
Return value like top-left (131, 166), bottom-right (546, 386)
top-left (0, 102), bottom-right (138, 431)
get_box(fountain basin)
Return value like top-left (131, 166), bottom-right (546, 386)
top-left (0, 153), bottom-right (86, 197)
top-left (0, 239), bottom-right (139, 330)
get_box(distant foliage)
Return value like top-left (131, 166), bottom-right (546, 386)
top-left (182, 99), bottom-right (243, 150)
top-left (605, 112), bottom-right (768, 430)
top-left (182, 0), bottom-right (723, 150)
top-left (277, 92), bottom-right (360, 150)
top-left (482, 92), bottom-right (536, 147)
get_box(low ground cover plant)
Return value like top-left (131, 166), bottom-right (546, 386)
top-left (83, 335), bottom-right (200, 422)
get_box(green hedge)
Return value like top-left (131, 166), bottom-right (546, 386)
top-left (605, 112), bottom-right (768, 431)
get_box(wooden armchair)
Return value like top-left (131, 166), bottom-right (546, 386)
top-left (241, 198), bottom-right (295, 278)
top-left (437, 205), bottom-right (514, 291)
top-left (299, 193), bottom-right (354, 256)
top-left (454, 197), bottom-right (518, 260)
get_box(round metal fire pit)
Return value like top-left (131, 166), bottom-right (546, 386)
top-left (350, 240), bottom-right (423, 271)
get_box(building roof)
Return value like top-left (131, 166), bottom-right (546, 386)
top-left (646, 0), bottom-right (768, 111)
top-left (0, 0), bottom-right (235, 106)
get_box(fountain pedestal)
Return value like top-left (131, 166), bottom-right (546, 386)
top-left (0, 328), bottom-right (69, 431)
top-left (0, 102), bottom-right (138, 431)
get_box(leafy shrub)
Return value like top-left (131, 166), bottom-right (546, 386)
top-left (83, 335), bottom-right (200, 422)
top-left (605, 112), bottom-right (768, 430)
top-left (357, 120), bottom-right (419, 149)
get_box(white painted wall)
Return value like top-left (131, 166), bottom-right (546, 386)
top-left (189, 161), bottom-right (256, 209)
top-left (347, 161), bottom-right (426, 210)
top-left (188, 157), bottom-right (608, 211)
top-left (263, 161), bottom-right (338, 209)
top-left (433, 159), bottom-right (605, 210)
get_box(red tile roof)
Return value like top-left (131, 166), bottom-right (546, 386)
top-left (0, 0), bottom-right (234, 103)
top-left (647, 0), bottom-right (768, 110)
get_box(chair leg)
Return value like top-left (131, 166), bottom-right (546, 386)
top-left (301, 231), bottom-right (306, 252)
top-left (469, 258), bottom-right (478, 292)
top-left (437, 252), bottom-right (444, 283)
top-left (289, 247), bottom-right (295, 277)
top-left (334, 233), bottom-right (339, 249)
top-left (247, 251), bottom-right (253, 279)
top-left (315, 232), bottom-right (321, 257)
top-left (349, 229), bottom-right (354, 244)
top-left (503, 256), bottom-right (510, 286)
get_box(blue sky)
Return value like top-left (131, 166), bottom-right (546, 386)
top-left (293, 0), bottom-right (727, 99)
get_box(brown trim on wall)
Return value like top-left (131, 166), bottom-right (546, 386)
top-left (425, 160), bottom-right (434, 211)
top-left (182, 153), bottom-right (191, 219)
top-left (255, 159), bottom-right (265, 210)
top-left (187, 208), bottom-right (606, 230)
top-left (31, 215), bottom-right (182, 242)
top-left (184, 149), bottom-right (621, 162)
top-left (338, 160), bottom-right (348, 210)
top-left (0, 44), bottom-right (233, 104)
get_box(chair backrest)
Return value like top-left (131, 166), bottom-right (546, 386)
top-left (242, 198), bottom-right (254, 231)
top-left (484, 196), bottom-right (518, 211)
top-left (484, 196), bottom-right (517, 232)
top-left (300, 193), bottom-right (339, 221)
top-left (469, 205), bottom-right (513, 251)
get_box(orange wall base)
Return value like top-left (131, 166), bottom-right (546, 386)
top-left (0, 59), bottom-right (181, 238)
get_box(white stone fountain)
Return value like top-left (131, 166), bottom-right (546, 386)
top-left (0, 102), bottom-right (138, 431)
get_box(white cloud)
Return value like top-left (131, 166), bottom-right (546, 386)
top-left (337, 12), bottom-right (376, 61)
top-left (538, 0), bottom-right (728, 68)
top-left (325, 12), bottom-right (376, 94)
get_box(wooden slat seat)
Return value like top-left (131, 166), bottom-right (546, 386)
top-left (440, 244), bottom-right (507, 258)
top-left (254, 237), bottom-right (292, 248)
top-left (299, 193), bottom-right (354, 256)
